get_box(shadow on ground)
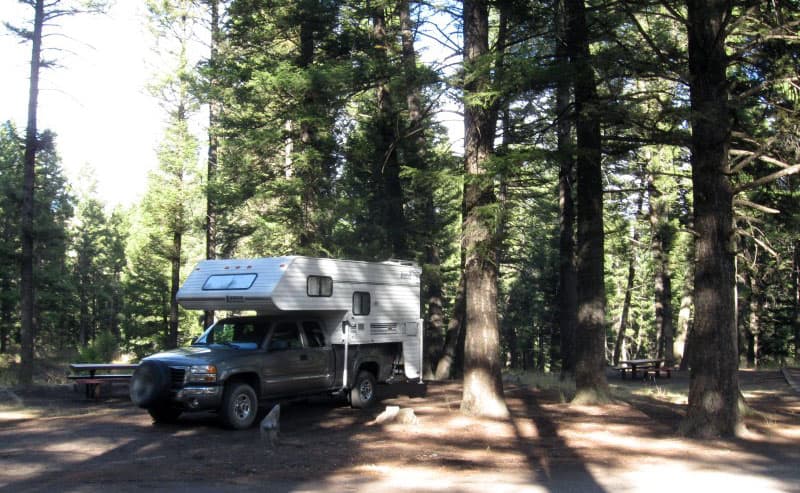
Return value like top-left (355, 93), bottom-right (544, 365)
top-left (1, 371), bottom-right (798, 492)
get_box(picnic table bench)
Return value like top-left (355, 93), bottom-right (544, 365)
top-left (68, 363), bottom-right (139, 398)
top-left (614, 359), bottom-right (671, 380)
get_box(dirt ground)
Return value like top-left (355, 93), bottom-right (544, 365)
top-left (1, 370), bottom-right (798, 493)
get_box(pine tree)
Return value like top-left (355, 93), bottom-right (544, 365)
top-left (143, 0), bottom-right (203, 349)
top-left (7, 0), bottom-right (107, 385)
top-left (681, 0), bottom-right (741, 438)
top-left (460, 0), bottom-right (508, 418)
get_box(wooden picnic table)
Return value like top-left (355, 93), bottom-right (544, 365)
top-left (616, 359), bottom-right (670, 379)
top-left (68, 363), bottom-right (139, 398)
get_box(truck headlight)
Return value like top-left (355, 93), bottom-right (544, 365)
top-left (187, 364), bottom-right (217, 383)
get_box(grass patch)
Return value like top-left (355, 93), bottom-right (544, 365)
top-left (503, 370), bottom-right (576, 402)
top-left (608, 378), bottom-right (688, 405)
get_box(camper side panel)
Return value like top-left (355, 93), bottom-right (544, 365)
top-left (271, 258), bottom-right (421, 320)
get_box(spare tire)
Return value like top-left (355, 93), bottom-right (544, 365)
top-left (130, 361), bottom-right (170, 408)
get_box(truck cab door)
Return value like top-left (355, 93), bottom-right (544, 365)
top-left (261, 320), bottom-right (331, 396)
top-left (300, 320), bottom-right (335, 390)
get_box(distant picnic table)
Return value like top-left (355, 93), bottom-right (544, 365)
top-left (615, 359), bottom-right (671, 379)
top-left (68, 363), bottom-right (139, 398)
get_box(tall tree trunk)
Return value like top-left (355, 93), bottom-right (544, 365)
top-left (649, 177), bottom-right (674, 366)
top-left (398, 0), bottom-right (443, 378)
top-left (19, 0), bottom-right (45, 386)
top-left (296, 8), bottom-right (321, 251)
top-left (434, 273), bottom-right (465, 380)
top-left (422, 249), bottom-right (445, 379)
top-left (79, 282), bottom-right (89, 347)
top-left (168, 232), bottom-right (182, 349)
top-left (373, 3), bottom-right (407, 258)
top-left (613, 255), bottom-right (635, 366)
top-left (746, 271), bottom-right (762, 368)
top-left (683, 0), bottom-right (742, 438)
top-left (435, 206), bottom-right (468, 381)
top-left (613, 180), bottom-right (645, 365)
top-left (565, 0), bottom-right (609, 403)
top-left (676, 250), bottom-right (695, 370)
top-left (630, 318), bottom-right (641, 359)
top-left (0, 277), bottom-right (11, 353)
top-left (204, 0), bottom-right (221, 330)
top-left (460, 0), bottom-right (507, 418)
top-left (495, 5), bottom-right (513, 369)
top-left (555, 0), bottom-right (576, 378)
top-left (110, 269), bottom-right (122, 339)
top-left (794, 239), bottom-right (800, 361)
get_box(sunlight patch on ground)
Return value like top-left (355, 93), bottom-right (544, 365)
top-left (345, 465), bottom-right (549, 492)
top-left (173, 428), bottom-right (203, 438)
top-left (0, 409), bottom-right (39, 421)
top-left (0, 462), bottom-right (48, 483)
top-left (509, 417), bottom-right (538, 437)
top-left (589, 461), bottom-right (791, 493)
top-left (567, 403), bottom-right (632, 416)
top-left (610, 383), bottom-right (689, 405)
top-left (42, 436), bottom-right (126, 455)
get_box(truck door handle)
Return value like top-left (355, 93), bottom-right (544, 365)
top-left (299, 354), bottom-right (308, 361)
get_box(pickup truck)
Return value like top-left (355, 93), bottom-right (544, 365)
top-left (129, 315), bottom-right (400, 429)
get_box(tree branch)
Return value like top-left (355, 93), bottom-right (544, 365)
top-left (733, 163), bottom-right (800, 193)
top-left (730, 148), bottom-right (793, 173)
top-left (733, 198), bottom-right (780, 215)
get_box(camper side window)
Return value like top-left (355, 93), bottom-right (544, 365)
top-left (307, 276), bottom-right (333, 297)
top-left (353, 292), bottom-right (371, 316)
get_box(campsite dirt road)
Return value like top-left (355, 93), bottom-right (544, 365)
top-left (1, 371), bottom-right (799, 492)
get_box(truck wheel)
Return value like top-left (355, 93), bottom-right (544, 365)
top-left (130, 361), bottom-right (169, 408)
top-left (221, 382), bottom-right (258, 430)
top-left (350, 371), bottom-right (377, 409)
top-left (148, 405), bottom-right (182, 424)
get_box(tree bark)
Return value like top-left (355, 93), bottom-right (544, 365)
top-left (555, 0), bottom-right (577, 378)
top-left (398, 0), bottom-right (444, 377)
top-left (683, 0), bottom-right (742, 438)
top-left (296, 8), bottom-right (321, 251)
top-left (204, 0), bottom-right (221, 330)
top-left (746, 270), bottom-right (762, 368)
top-left (565, 0), bottom-right (609, 403)
top-left (676, 248), bottom-right (694, 369)
top-left (649, 176), bottom-right (674, 366)
top-left (19, 0), bottom-right (45, 386)
top-left (434, 271), bottom-right (465, 380)
top-left (460, 0), bottom-right (507, 418)
top-left (612, 252), bottom-right (634, 365)
top-left (168, 231), bottom-right (182, 349)
top-left (0, 277), bottom-right (11, 354)
top-left (793, 239), bottom-right (800, 361)
top-left (373, 3), bottom-right (407, 258)
top-left (613, 180), bottom-right (645, 365)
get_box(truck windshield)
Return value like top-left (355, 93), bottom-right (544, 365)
top-left (193, 319), bottom-right (267, 349)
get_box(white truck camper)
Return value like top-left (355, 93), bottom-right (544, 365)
top-left (175, 256), bottom-right (424, 382)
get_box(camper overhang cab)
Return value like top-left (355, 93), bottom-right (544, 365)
top-left (129, 256), bottom-right (424, 429)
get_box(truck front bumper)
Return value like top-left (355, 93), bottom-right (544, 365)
top-left (175, 385), bottom-right (222, 410)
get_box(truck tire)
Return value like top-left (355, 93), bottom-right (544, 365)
top-left (220, 382), bottom-right (258, 430)
top-left (130, 361), bottom-right (170, 408)
top-left (350, 370), bottom-right (377, 409)
top-left (148, 405), bottom-right (182, 424)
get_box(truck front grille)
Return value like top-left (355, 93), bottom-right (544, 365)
top-left (169, 367), bottom-right (186, 389)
